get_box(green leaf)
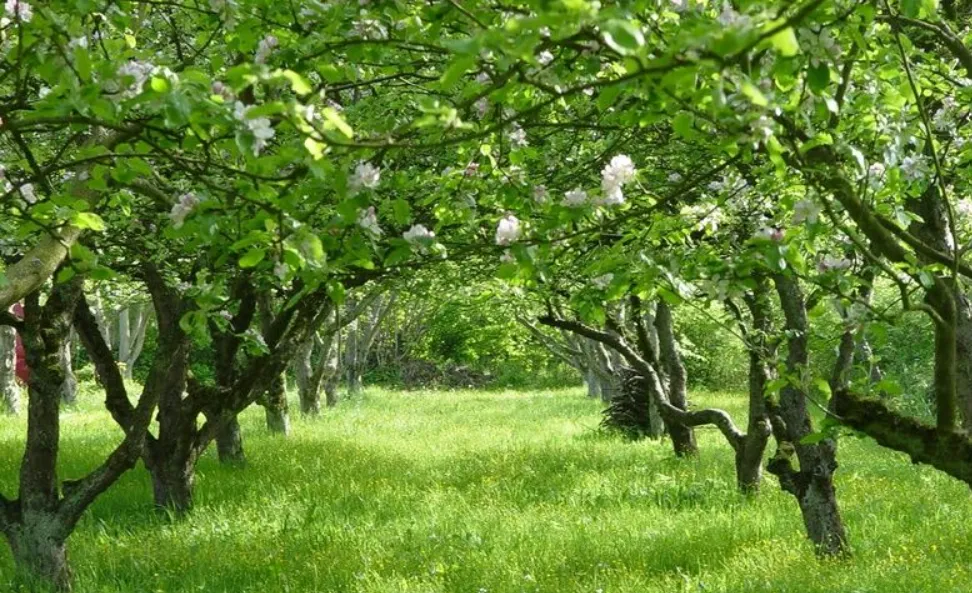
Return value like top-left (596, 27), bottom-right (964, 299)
top-left (440, 55), bottom-right (476, 89)
top-left (304, 137), bottom-right (326, 160)
top-left (70, 212), bottom-right (106, 231)
top-left (55, 267), bottom-right (76, 284)
top-left (813, 377), bottom-right (832, 398)
top-left (672, 112), bottom-right (695, 138)
top-left (281, 70), bottom-right (313, 95)
top-left (807, 62), bottom-right (830, 93)
top-left (800, 431), bottom-right (829, 445)
top-left (769, 27), bottom-right (799, 57)
top-left (239, 248), bottom-right (266, 268)
top-left (150, 77), bottom-right (170, 93)
top-left (322, 107), bottom-right (353, 138)
top-left (601, 20), bottom-right (645, 55)
top-left (740, 82), bottom-right (768, 107)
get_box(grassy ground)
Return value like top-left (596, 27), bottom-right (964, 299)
top-left (1, 385), bottom-right (971, 592)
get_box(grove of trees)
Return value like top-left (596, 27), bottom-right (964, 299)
top-left (2, 0), bottom-right (972, 589)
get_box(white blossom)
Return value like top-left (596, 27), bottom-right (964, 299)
top-left (4, 0), bottom-right (31, 22)
top-left (37, 86), bottom-right (50, 99)
top-left (956, 198), bottom-right (972, 218)
top-left (563, 187), bottom-right (588, 208)
top-left (668, 172), bottom-right (683, 183)
top-left (255, 35), bottom-right (278, 64)
top-left (464, 162), bottom-right (479, 177)
top-left (537, 50), bottom-right (554, 66)
top-left (592, 273), bottom-right (614, 289)
top-left (69, 36), bottom-right (88, 49)
top-left (750, 115), bottom-right (774, 141)
top-left (475, 72), bottom-right (490, 84)
top-left (684, 204), bottom-right (722, 233)
top-left (274, 261), bottom-right (288, 280)
top-left (169, 192), bottom-right (200, 228)
top-left (495, 214), bottom-right (521, 246)
top-left (507, 125), bottom-right (528, 147)
top-left (792, 199), bottom-right (821, 225)
top-left (500, 250), bottom-right (515, 264)
top-left (354, 18), bottom-right (388, 40)
top-left (116, 60), bottom-right (155, 99)
top-left (404, 224), bottom-right (435, 244)
top-left (532, 185), bottom-right (548, 203)
top-left (350, 161), bottom-right (381, 191)
top-left (211, 81), bottom-right (234, 102)
top-left (900, 155), bottom-right (929, 182)
top-left (755, 226), bottom-right (784, 242)
top-left (818, 255), bottom-right (852, 272)
top-left (19, 183), bottom-right (35, 204)
top-left (599, 154), bottom-right (636, 206)
top-left (233, 102), bottom-right (275, 155)
top-left (357, 206), bottom-right (382, 236)
top-left (474, 98), bottom-right (489, 118)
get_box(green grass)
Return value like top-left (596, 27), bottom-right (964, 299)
top-left (2, 385), bottom-right (971, 592)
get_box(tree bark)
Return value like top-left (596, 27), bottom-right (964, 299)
top-left (655, 301), bottom-right (698, 457)
top-left (215, 416), bottom-right (245, 466)
top-left (770, 274), bottom-right (848, 556)
top-left (0, 324), bottom-right (20, 414)
top-left (59, 329), bottom-right (77, 405)
top-left (294, 336), bottom-right (320, 415)
top-left (263, 373), bottom-right (290, 435)
top-left (8, 520), bottom-right (72, 591)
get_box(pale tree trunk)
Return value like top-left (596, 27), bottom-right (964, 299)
top-left (343, 292), bottom-right (396, 396)
top-left (294, 337), bottom-right (319, 416)
top-left (90, 291), bottom-right (111, 351)
top-left (0, 324), bottom-right (20, 414)
top-left (59, 328), bottom-right (77, 405)
top-left (215, 417), bottom-right (245, 465)
top-left (655, 301), bottom-right (697, 457)
top-left (771, 274), bottom-right (847, 556)
top-left (116, 304), bottom-right (149, 381)
top-left (259, 294), bottom-right (289, 435)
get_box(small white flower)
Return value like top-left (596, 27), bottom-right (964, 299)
top-left (563, 187), bottom-right (588, 208)
top-left (234, 101), bottom-right (275, 155)
top-left (495, 214), bottom-right (521, 246)
top-left (537, 50), bottom-right (554, 66)
top-left (255, 35), bottom-right (278, 64)
top-left (211, 81), bottom-right (234, 101)
top-left (792, 199), bottom-right (821, 225)
top-left (508, 125), bottom-right (528, 147)
top-left (464, 162), bottom-right (479, 177)
top-left (169, 192), bottom-right (200, 228)
top-left (754, 226), bottom-right (784, 242)
top-left (532, 185), bottom-right (548, 203)
top-left (476, 72), bottom-right (490, 84)
top-left (19, 183), bottom-right (36, 204)
top-left (116, 60), bottom-right (155, 99)
top-left (668, 172), bottom-right (683, 183)
top-left (273, 261), bottom-right (288, 280)
top-left (4, 0), bottom-right (31, 22)
top-left (900, 155), bottom-right (928, 182)
top-left (750, 115), bottom-right (774, 141)
top-left (956, 198), bottom-right (972, 218)
top-left (500, 250), bottom-right (514, 264)
top-left (357, 206), bottom-right (382, 236)
top-left (474, 98), bottom-right (489, 118)
top-left (354, 18), bottom-right (387, 40)
top-left (818, 255), bottom-right (852, 272)
top-left (597, 185), bottom-right (625, 206)
top-left (403, 224), bottom-right (435, 244)
top-left (37, 86), bottom-right (50, 99)
top-left (350, 161), bottom-right (381, 190)
top-left (592, 273), bottom-right (614, 289)
top-left (69, 36), bottom-right (88, 49)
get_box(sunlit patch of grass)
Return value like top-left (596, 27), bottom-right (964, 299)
top-left (2, 385), bottom-right (971, 592)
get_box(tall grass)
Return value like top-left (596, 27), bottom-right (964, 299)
top-left (1, 386), bottom-right (970, 592)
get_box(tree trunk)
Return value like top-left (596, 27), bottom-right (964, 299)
top-left (324, 373), bottom-right (339, 408)
top-left (148, 459), bottom-right (195, 514)
top-left (771, 274), bottom-right (847, 556)
top-left (7, 520), bottom-right (72, 591)
top-left (294, 337), bottom-right (321, 416)
top-left (263, 373), bottom-right (290, 435)
top-left (59, 329), bottom-right (77, 405)
top-left (0, 324), bottom-right (20, 414)
top-left (215, 415), bottom-right (245, 465)
top-left (655, 301), bottom-right (698, 457)
top-left (117, 306), bottom-right (130, 379)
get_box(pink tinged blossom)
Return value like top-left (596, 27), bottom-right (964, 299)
top-left (4, 0), bottom-right (31, 22)
top-left (755, 226), bottom-right (783, 242)
top-left (403, 224), bottom-right (435, 244)
top-left (599, 154), bottom-right (636, 206)
top-left (357, 206), bottom-right (382, 236)
top-left (494, 214), bottom-right (521, 246)
top-left (563, 187), bottom-right (588, 208)
top-left (350, 161), bottom-right (381, 190)
top-left (234, 102), bottom-right (275, 155)
top-left (255, 35), bottom-right (278, 64)
top-left (464, 162), bottom-right (479, 177)
top-left (169, 193), bottom-right (200, 228)
top-left (474, 98), bottom-right (489, 118)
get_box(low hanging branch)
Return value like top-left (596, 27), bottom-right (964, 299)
top-left (537, 314), bottom-right (745, 449)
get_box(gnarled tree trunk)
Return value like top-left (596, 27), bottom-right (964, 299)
top-left (770, 274), bottom-right (847, 556)
top-left (0, 323), bottom-right (20, 414)
top-left (655, 301), bottom-right (698, 457)
top-left (59, 329), bottom-right (77, 405)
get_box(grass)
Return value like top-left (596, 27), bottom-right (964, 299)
top-left (1, 384), bottom-right (971, 592)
